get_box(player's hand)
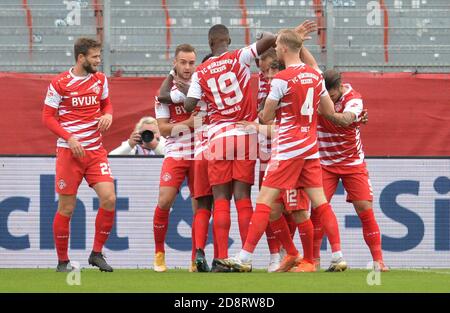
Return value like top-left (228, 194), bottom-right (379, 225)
top-left (68, 136), bottom-right (85, 158)
top-left (128, 131), bottom-right (141, 148)
top-left (237, 120), bottom-right (258, 132)
top-left (295, 20), bottom-right (317, 41)
top-left (359, 109), bottom-right (368, 124)
top-left (185, 112), bottom-right (198, 128)
top-left (175, 80), bottom-right (190, 95)
top-left (98, 113), bottom-right (113, 133)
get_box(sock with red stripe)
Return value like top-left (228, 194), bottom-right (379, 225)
top-left (213, 199), bottom-right (231, 259)
top-left (310, 208), bottom-right (324, 260)
top-left (235, 198), bottom-right (253, 246)
top-left (194, 208), bottom-right (211, 250)
top-left (93, 208), bottom-right (115, 253)
top-left (314, 203), bottom-right (341, 253)
top-left (153, 206), bottom-right (169, 254)
top-left (243, 203), bottom-right (271, 253)
top-left (265, 225), bottom-right (281, 254)
top-left (269, 215), bottom-right (299, 256)
top-left (358, 208), bottom-right (383, 261)
top-left (297, 219), bottom-right (314, 263)
top-left (53, 212), bottom-right (71, 261)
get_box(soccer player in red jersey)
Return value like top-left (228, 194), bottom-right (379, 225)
top-left (184, 24), bottom-right (280, 269)
top-left (153, 44), bottom-right (197, 272)
top-left (42, 38), bottom-right (115, 272)
top-left (217, 29), bottom-right (351, 273)
top-left (313, 69), bottom-right (388, 272)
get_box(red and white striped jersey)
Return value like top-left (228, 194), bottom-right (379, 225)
top-left (318, 83), bottom-right (365, 166)
top-left (267, 63), bottom-right (328, 160)
top-left (44, 68), bottom-right (109, 150)
top-left (155, 85), bottom-right (194, 159)
top-left (187, 43), bottom-right (258, 142)
top-left (257, 71), bottom-right (270, 109)
top-left (193, 101), bottom-right (209, 160)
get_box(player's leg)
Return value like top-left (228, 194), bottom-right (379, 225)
top-left (194, 195), bottom-right (213, 272)
top-left (268, 191), bottom-right (301, 272)
top-left (189, 197), bottom-right (198, 272)
top-left (53, 147), bottom-right (83, 272)
top-left (265, 199), bottom-right (283, 272)
top-left (89, 181), bottom-right (116, 272)
top-left (310, 166), bottom-right (340, 267)
top-left (302, 160), bottom-right (346, 272)
top-left (343, 169), bottom-right (388, 272)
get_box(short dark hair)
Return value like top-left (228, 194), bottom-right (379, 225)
top-left (259, 47), bottom-right (277, 62)
top-left (323, 69), bottom-right (342, 90)
top-left (74, 37), bottom-right (101, 62)
top-left (201, 53), bottom-right (213, 63)
top-left (208, 24), bottom-right (230, 46)
top-left (175, 43), bottom-right (196, 57)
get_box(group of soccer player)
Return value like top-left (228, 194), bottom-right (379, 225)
top-left (43, 19), bottom-right (388, 273)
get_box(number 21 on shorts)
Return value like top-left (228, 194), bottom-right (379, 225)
top-left (100, 162), bottom-right (112, 176)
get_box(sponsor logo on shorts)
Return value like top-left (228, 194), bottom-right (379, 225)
top-left (58, 179), bottom-right (67, 190)
top-left (162, 172), bottom-right (172, 182)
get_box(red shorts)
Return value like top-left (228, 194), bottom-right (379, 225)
top-left (193, 159), bottom-right (212, 199)
top-left (276, 188), bottom-right (309, 212)
top-left (322, 164), bottom-right (373, 203)
top-left (262, 158), bottom-right (323, 190)
top-left (55, 147), bottom-right (113, 195)
top-left (159, 157), bottom-right (194, 194)
top-left (207, 134), bottom-right (257, 186)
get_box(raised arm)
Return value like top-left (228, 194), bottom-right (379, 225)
top-left (157, 70), bottom-right (175, 104)
top-left (184, 72), bottom-right (201, 112)
top-left (318, 93), bottom-right (356, 127)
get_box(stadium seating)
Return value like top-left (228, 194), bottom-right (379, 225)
top-left (0, 0), bottom-right (448, 74)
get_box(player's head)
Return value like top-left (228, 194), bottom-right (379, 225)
top-left (135, 116), bottom-right (161, 150)
top-left (259, 48), bottom-right (277, 80)
top-left (323, 69), bottom-right (343, 103)
top-left (275, 29), bottom-right (303, 63)
top-left (208, 24), bottom-right (231, 51)
top-left (267, 59), bottom-right (285, 83)
top-left (174, 44), bottom-right (196, 81)
top-left (74, 37), bottom-right (102, 74)
top-left (202, 53), bottom-right (214, 63)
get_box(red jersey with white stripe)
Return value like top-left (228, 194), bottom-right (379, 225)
top-left (267, 63), bottom-right (328, 160)
top-left (318, 83), bottom-right (365, 166)
top-left (187, 43), bottom-right (258, 141)
top-left (44, 68), bottom-right (109, 150)
top-left (155, 85), bottom-right (194, 159)
top-left (257, 71), bottom-right (270, 108)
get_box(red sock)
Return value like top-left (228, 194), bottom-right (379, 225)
top-left (284, 213), bottom-right (297, 239)
top-left (314, 203), bottom-right (341, 252)
top-left (191, 214), bottom-right (196, 262)
top-left (298, 219), bottom-right (314, 263)
top-left (358, 209), bottom-right (383, 261)
top-left (53, 212), bottom-right (70, 261)
top-left (93, 208), bottom-right (115, 253)
top-left (213, 199), bottom-right (231, 259)
top-left (310, 208), bottom-right (324, 259)
top-left (212, 222), bottom-right (218, 259)
top-left (265, 225), bottom-right (281, 254)
top-left (195, 209), bottom-right (211, 250)
top-left (235, 198), bottom-right (253, 246)
top-left (153, 206), bottom-right (169, 253)
top-left (269, 216), bottom-right (298, 256)
top-left (243, 203), bottom-right (271, 253)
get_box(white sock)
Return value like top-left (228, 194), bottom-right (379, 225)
top-left (270, 253), bottom-right (280, 262)
top-left (239, 250), bottom-right (253, 263)
top-left (332, 251), bottom-right (343, 260)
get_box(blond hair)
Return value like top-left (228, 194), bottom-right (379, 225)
top-left (134, 116), bottom-right (158, 133)
top-left (277, 29), bottom-right (303, 52)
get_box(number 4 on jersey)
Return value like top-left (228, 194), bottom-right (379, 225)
top-left (301, 87), bottom-right (314, 123)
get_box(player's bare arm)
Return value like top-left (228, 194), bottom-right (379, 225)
top-left (98, 113), bottom-right (113, 133)
top-left (237, 120), bottom-right (274, 139)
top-left (256, 32), bottom-right (277, 55)
top-left (295, 20), bottom-right (317, 41)
top-left (157, 114), bottom-right (196, 137)
top-left (318, 94), bottom-right (356, 127)
top-left (157, 70), bottom-right (176, 104)
top-left (184, 97), bottom-right (199, 112)
top-left (260, 97), bottom-right (278, 124)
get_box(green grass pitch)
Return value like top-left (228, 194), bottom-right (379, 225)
top-left (0, 269), bottom-right (450, 292)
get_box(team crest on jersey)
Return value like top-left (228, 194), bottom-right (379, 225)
top-left (162, 172), bottom-right (172, 182)
top-left (58, 179), bottom-right (67, 190)
top-left (93, 85), bottom-right (101, 95)
top-left (335, 103), bottom-right (343, 112)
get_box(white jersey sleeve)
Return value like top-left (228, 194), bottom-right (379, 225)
top-left (343, 98), bottom-right (363, 121)
top-left (186, 72), bottom-right (202, 100)
top-left (267, 78), bottom-right (288, 102)
top-left (155, 100), bottom-right (170, 119)
top-left (318, 78), bottom-right (329, 97)
top-left (238, 42), bottom-right (258, 67)
top-left (44, 83), bottom-right (62, 109)
top-left (170, 88), bottom-right (187, 104)
top-left (101, 77), bottom-right (109, 100)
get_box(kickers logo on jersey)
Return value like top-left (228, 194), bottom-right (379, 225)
top-left (162, 172), bottom-right (172, 182)
top-left (57, 179), bottom-right (67, 190)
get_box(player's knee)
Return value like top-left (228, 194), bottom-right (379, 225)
top-left (158, 196), bottom-right (173, 210)
top-left (292, 210), bottom-right (309, 223)
top-left (58, 205), bottom-right (75, 217)
top-left (353, 200), bottom-right (372, 213)
top-left (100, 193), bottom-right (116, 210)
